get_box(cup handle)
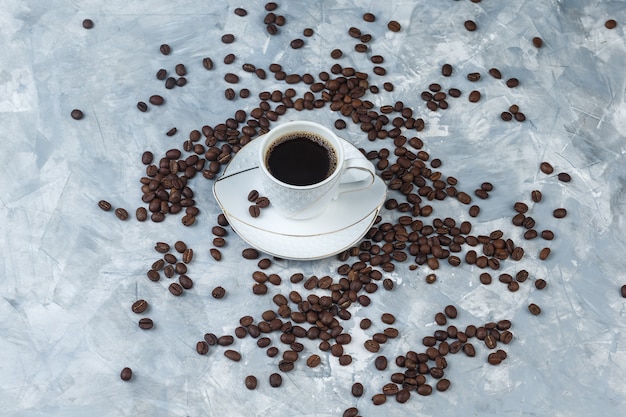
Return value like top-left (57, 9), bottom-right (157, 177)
top-left (336, 158), bottom-right (376, 197)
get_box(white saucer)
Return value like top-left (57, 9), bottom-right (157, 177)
top-left (212, 134), bottom-right (386, 260)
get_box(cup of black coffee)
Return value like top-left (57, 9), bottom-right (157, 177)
top-left (259, 120), bottom-right (376, 219)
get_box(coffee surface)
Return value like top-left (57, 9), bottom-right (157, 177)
top-left (266, 133), bottom-right (336, 186)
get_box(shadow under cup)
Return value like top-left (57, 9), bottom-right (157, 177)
top-left (259, 121), bottom-right (349, 220)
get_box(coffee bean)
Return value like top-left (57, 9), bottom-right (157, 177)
top-left (132, 300), bottom-right (148, 314)
top-left (339, 354), bottom-right (353, 366)
top-left (372, 393), bottom-right (387, 405)
top-left (169, 283), bottom-right (183, 296)
top-left (210, 248), bottom-right (222, 261)
top-left (488, 68), bottom-right (502, 79)
top-left (441, 63), bottom-right (453, 76)
top-left (467, 72), bottom-right (481, 81)
top-left (553, 208), bottom-right (567, 218)
top-left (269, 373), bottom-right (282, 387)
top-left (120, 367), bottom-right (133, 381)
top-left (135, 207), bottom-right (147, 221)
top-left (159, 44), bottom-right (171, 55)
top-left (444, 305), bottom-right (458, 319)
top-left (290, 38), bottom-right (304, 49)
top-left (196, 341), bottom-right (209, 355)
top-left (82, 18), bottom-right (94, 29)
top-left (381, 313), bottom-right (396, 324)
top-left (249, 205), bottom-right (261, 218)
top-left (535, 279), bottom-right (547, 290)
top-left (303, 27), bottom-right (314, 37)
top-left (558, 172), bottom-right (571, 182)
top-left (179, 275), bottom-right (193, 289)
top-left (515, 111), bottom-right (526, 121)
top-left (212, 286), bottom-right (226, 299)
top-left (71, 109), bottom-right (84, 120)
top-left (480, 272), bottom-right (492, 285)
top-left (501, 111), bottom-right (513, 121)
top-left (436, 378), bottom-right (450, 392)
top-left (149, 95), bottom-right (164, 105)
top-left (204, 333), bottom-right (218, 345)
top-left (115, 208), bottom-right (129, 221)
top-left (217, 335), bottom-right (234, 346)
top-left (528, 303), bottom-right (542, 315)
top-left (540, 230), bottom-right (554, 240)
top-left (306, 354), bottom-right (321, 367)
top-left (364, 339), bottom-right (380, 352)
top-left (360, 318), bottom-right (372, 329)
top-left (343, 407), bottom-right (359, 417)
top-left (469, 90), bottom-right (481, 102)
top-left (181, 248), bottom-right (193, 264)
top-left (98, 200), bottom-right (112, 211)
top-left (138, 318), bottom-right (153, 329)
top-left (488, 352), bottom-right (502, 365)
top-left (163, 265), bottom-right (174, 278)
top-left (331, 49), bottom-right (343, 59)
top-left (247, 190), bottom-right (260, 202)
top-left (242, 248), bottom-right (260, 259)
top-left (514, 202), bottom-right (529, 213)
top-left (463, 343), bottom-right (476, 357)
top-left (224, 350), bottom-right (241, 362)
top-left (464, 20), bottom-right (477, 31)
top-left (256, 197), bottom-right (270, 208)
top-left (387, 20), bottom-right (401, 32)
top-left (352, 382), bottom-right (364, 397)
top-left (241, 375), bottom-right (257, 391)
top-left (375, 355), bottom-right (388, 370)
top-left (221, 34), bottom-right (235, 44)
top-left (532, 36), bottom-right (543, 48)
top-left (621, 284), bottom-right (626, 298)
top-left (605, 19), bottom-right (617, 29)
top-left (506, 78), bottom-right (519, 88)
top-left (539, 247), bottom-right (551, 260)
top-left (147, 269), bottom-right (160, 282)
top-left (531, 190), bottom-right (542, 202)
top-left (363, 12), bottom-right (376, 22)
top-left (417, 384), bottom-right (433, 396)
top-left (426, 273), bottom-right (437, 284)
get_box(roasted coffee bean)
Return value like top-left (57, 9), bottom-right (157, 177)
top-left (532, 36), bottom-right (543, 48)
top-left (488, 352), bottom-right (502, 365)
top-left (381, 313), bottom-right (396, 324)
top-left (221, 34), bottom-right (235, 44)
top-left (82, 18), bottom-right (94, 29)
top-left (535, 279), bottom-right (547, 290)
top-left (540, 161), bottom-right (554, 174)
top-left (531, 190), bottom-right (543, 202)
top-left (212, 286), bottom-right (226, 299)
top-left (436, 379), bottom-right (450, 392)
top-left (290, 38), bottom-right (304, 49)
top-left (605, 19), bottom-right (617, 29)
top-left (539, 247), bottom-right (551, 260)
top-left (501, 111), bottom-right (513, 121)
top-left (303, 27), bottom-right (314, 37)
top-left (375, 355), bottom-right (388, 370)
top-left (256, 197), bottom-right (270, 208)
top-left (306, 354), bottom-right (321, 367)
top-left (178, 275), bottom-right (193, 289)
top-left (372, 393), bottom-right (387, 405)
top-left (159, 44), bottom-right (171, 55)
top-left (249, 205), bottom-right (261, 218)
top-left (163, 266), bottom-right (175, 279)
top-left (360, 318), bottom-right (372, 329)
top-left (218, 335), bottom-right (234, 346)
top-left (621, 284), bottom-right (626, 298)
top-left (132, 299), bottom-right (148, 314)
top-left (71, 109), bottom-right (84, 120)
top-left (464, 20), bottom-right (477, 31)
top-left (463, 343), bottom-right (476, 357)
top-left (147, 269), bottom-right (160, 282)
top-left (224, 73), bottom-right (239, 83)
top-left (245, 375), bottom-right (257, 390)
top-left (114, 208), bottom-right (128, 220)
top-left (363, 12), bottom-right (376, 22)
top-left (149, 95), bottom-right (164, 105)
top-left (528, 303), bottom-right (542, 315)
top-left (506, 78), bottom-right (519, 88)
top-left (364, 339), bottom-right (380, 352)
top-left (444, 305), bottom-right (458, 319)
top-left (387, 20), bottom-right (401, 32)
top-left (196, 341), bottom-right (209, 355)
top-left (242, 248), bottom-right (260, 259)
top-left (120, 367), bottom-right (133, 381)
top-left (138, 318), bottom-right (153, 329)
top-left (426, 273), bottom-right (437, 284)
top-left (488, 68), bottom-right (502, 79)
top-left (247, 190), bottom-right (259, 202)
top-left (441, 63), bottom-right (453, 76)
top-left (469, 90), bottom-right (481, 102)
top-left (467, 72), bottom-right (481, 81)
top-left (224, 350), bottom-right (241, 362)
top-left (417, 384), bottom-right (433, 396)
top-left (210, 248), bottom-right (222, 261)
top-left (137, 101), bottom-right (148, 112)
top-left (553, 208), bottom-right (567, 218)
top-left (331, 49), bottom-right (343, 59)
top-left (169, 283), bottom-right (183, 296)
top-left (269, 373), bottom-right (282, 388)
top-left (204, 333), bottom-right (218, 345)
top-left (98, 200), bottom-right (112, 211)
top-left (541, 230), bottom-right (555, 240)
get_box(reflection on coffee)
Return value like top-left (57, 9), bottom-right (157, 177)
top-left (266, 132), bottom-right (337, 186)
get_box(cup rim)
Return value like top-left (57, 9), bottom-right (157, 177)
top-left (259, 120), bottom-right (345, 190)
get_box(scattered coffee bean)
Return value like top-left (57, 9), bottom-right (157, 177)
top-left (136, 101), bottom-right (147, 112)
top-left (540, 161), bottom-right (554, 174)
top-left (196, 341), bottom-right (209, 355)
top-left (605, 19), bottom-right (617, 29)
top-left (387, 20), bottom-right (401, 32)
top-left (532, 36), bottom-right (543, 48)
top-left (98, 200), bottom-right (112, 211)
top-left (179, 275), bottom-right (193, 290)
top-left (224, 350), bottom-right (242, 362)
top-left (331, 49), bottom-right (343, 59)
top-left (149, 95), bottom-right (164, 105)
top-left (71, 109), bottom-right (84, 120)
top-left (115, 208), bottom-right (129, 221)
top-left (381, 313), bottom-right (396, 324)
top-left (303, 28), bottom-right (314, 37)
top-left (489, 68), bottom-right (502, 79)
top-left (290, 38), bottom-right (304, 49)
top-left (307, 354), bottom-right (321, 367)
top-left (169, 283), bottom-right (183, 296)
top-left (159, 44), bottom-right (171, 55)
top-left (136, 207), bottom-right (147, 221)
top-left (501, 111), bottom-right (513, 121)
top-left (436, 379), bottom-right (450, 392)
top-left (553, 208), bottom-right (567, 218)
top-left (528, 303), bottom-right (542, 315)
top-left (535, 279), bottom-right (547, 290)
top-left (249, 205), bottom-right (261, 218)
top-left (221, 34), bottom-right (235, 44)
top-left (621, 284), bottom-right (626, 298)
top-left (242, 248), bottom-right (260, 259)
top-left (82, 19), bottom-right (94, 29)
top-left (374, 355), bottom-right (388, 370)
top-left (464, 20), bottom-right (477, 31)
top-left (468, 90), bottom-right (481, 102)
top-left (245, 375), bottom-right (257, 390)
top-left (506, 78), bottom-right (519, 88)
top-left (210, 248), bottom-right (222, 261)
top-left (269, 373), bottom-right (282, 387)
top-left (352, 382), bottom-right (364, 397)
top-left (558, 172), bottom-right (571, 182)
top-left (442, 63), bottom-right (453, 76)
top-left (138, 318), bottom-right (153, 329)
top-left (372, 393), bottom-right (387, 405)
top-left (212, 286), bottom-right (226, 299)
top-left (120, 367), bottom-right (133, 381)
top-left (539, 247), bottom-right (551, 260)
top-left (531, 190), bottom-right (542, 202)
top-left (363, 12), bottom-right (376, 22)
top-left (131, 300), bottom-right (148, 314)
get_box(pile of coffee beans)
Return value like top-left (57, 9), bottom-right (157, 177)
top-left (83, 2), bottom-right (619, 415)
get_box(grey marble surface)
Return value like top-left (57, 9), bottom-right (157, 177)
top-left (2, 1), bottom-right (626, 416)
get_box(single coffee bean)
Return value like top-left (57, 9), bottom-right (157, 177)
top-left (553, 208), bottom-right (567, 218)
top-left (501, 111), bottom-right (513, 121)
top-left (372, 393), bottom-right (387, 405)
top-left (82, 19), bottom-right (94, 29)
top-left (115, 208), bottom-right (129, 221)
top-left (558, 172), bottom-right (571, 182)
top-left (331, 49), bottom-right (343, 59)
top-left (375, 355), bottom-right (388, 370)
top-left (247, 190), bottom-right (259, 202)
top-left (442, 63), bottom-right (453, 76)
top-left (381, 313), bottom-right (396, 324)
top-left (532, 36), bottom-right (543, 48)
top-left (464, 20), bottom-right (477, 31)
top-left (363, 12), bottom-right (376, 22)
top-left (210, 248), bottom-right (222, 261)
top-left (249, 205), bottom-right (261, 218)
top-left (506, 78), bottom-right (519, 88)
top-left (290, 38), bottom-right (304, 49)
top-left (535, 279), bottom-right (547, 290)
top-left (120, 367), bottom-right (132, 381)
top-left (417, 384), bottom-right (433, 396)
top-left (605, 19), bottom-right (617, 29)
top-left (469, 90), bottom-right (481, 102)
top-left (489, 68), bottom-right (502, 79)
top-left (303, 27), bottom-right (314, 37)
top-left (387, 20), bottom-right (401, 32)
top-left (540, 161), bottom-right (554, 174)
top-left (147, 269), bottom-right (160, 282)
top-left (149, 95), bottom-right (164, 105)
top-left (364, 339), bottom-right (380, 352)
top-left (306, 354), bottom-right (321, 367)
top-left (245, 375), bottom-right (257, 390)
top-left (136, 207), bottom-right (147, 221)
top-left (436, 378), bottom-right (450, 392)
top-left (621, 284), bottom-right (626, 298)
top-left (179, 275), bottom-right (193, 290)
top-left (269, 373), bottom-right (282, 388)
top-left (541, 230), bottom-right (555, 240)
top-left (159, 44), bottom-right (170, 55)
top-left (182, 248), bottom-right (193, 263)
top-left (138, 318), bottom-right (153, 329)
top-left (169, 283), bottom-right (183, 296)
top-left (528, 303), bottom-right (542, 315)
top-left (224, 350), bottom-right (241, 362)
top-left (352, 382), bottom-right (364, 397)
top-left (444, 305), bottom-right (458, 319)
top-left (467, 72), bottom-right (481, 81)
top-left (212, 286), bottom-right (226, 299)
top-left (242, 248), bottom-right (260, 259)
top-left (71, 109), bottom-right (84, 120)
top-left (132, 300), bottom-right (148, 314)
top-left (221, 34), bottom-right (235, 44)
top-left (539, 247), bottom-right (551, 260)
top-left (463, 343), bottom-right (476, 357)
top-left (98, 200), bottom-right (112, 211)
top-left (196, 341), bottom-right (209, 355)
top-left (224, 73), bottom-right (239, 83)
top-left (360, 318), bottom-right (372, 329)
top-left (531, 190), bottom-right (542, 202)
top-left (218, 335), bottom-right (234, 346)
top-left (256, 197), bottom-right (270, 208)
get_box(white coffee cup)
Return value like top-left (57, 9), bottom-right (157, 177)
top-left (258, 120), bottom-right (376, 220)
